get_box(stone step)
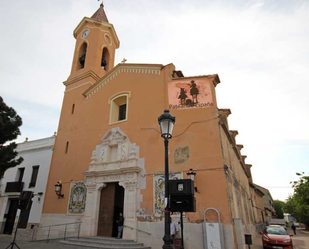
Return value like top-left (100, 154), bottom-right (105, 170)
top-left (68, 238), bottom-right (144, 246)
top-left (59, 237), bottom-right (151, 249)
top-left (79, 236), bottom-right (135, 243)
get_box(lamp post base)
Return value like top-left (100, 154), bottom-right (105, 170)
top-left (162, 235), bottom-right (173, 249)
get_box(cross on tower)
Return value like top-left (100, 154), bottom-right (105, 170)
top-left (121, 58), bottom-right (127, 64)
top-left (97, 0), bottom-right (104, 6)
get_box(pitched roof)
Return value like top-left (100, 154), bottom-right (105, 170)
top-left (91, 3), bottom-right (109, 23)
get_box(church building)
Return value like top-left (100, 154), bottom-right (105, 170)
top-left (42, 4), bottom-right (262, 249)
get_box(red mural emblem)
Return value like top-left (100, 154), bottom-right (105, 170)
top-left (168, 79), bottom-right (213, 109)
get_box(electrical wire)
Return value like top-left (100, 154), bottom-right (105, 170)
top-left (141, 167), bottom-right (223, 178)
top-left (140, 116), bottom-right (219, 138)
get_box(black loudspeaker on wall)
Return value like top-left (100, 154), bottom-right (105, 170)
top-left (169, 179), bottom-right (196, 212)
top-left (18, 191), bottom-right (33, 210)
top-left (169, 195), bottom-right (196, 212)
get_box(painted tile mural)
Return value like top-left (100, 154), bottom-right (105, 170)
top-left (154, 173), bottom-right (182, 216)
top-left (68, 181), bottom-right (87, 215)
top-left (168, 78), bottom-right (213, 110)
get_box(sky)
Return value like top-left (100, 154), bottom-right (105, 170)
top-left (0, 0), bottom-right (308, 201)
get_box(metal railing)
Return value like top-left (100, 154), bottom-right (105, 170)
top-left (31, 222), bottom-right (82, 242)
top-left (124, 224), bottom-right (151, 235)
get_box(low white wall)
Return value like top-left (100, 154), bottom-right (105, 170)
top-left (38, 214), bottom-right (82, 240)
top-left (40, 213), bottom-right (82, 227)
top-left (40, 214), bottom-right (237, 248)
top-left (136, 222), bottom-right (234, 249)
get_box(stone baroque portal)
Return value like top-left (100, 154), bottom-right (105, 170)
top-left (81, 127), bottom-right (145, 240)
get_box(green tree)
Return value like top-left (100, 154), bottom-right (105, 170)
top-left (273, 200), bottom-right (286, 219)
top-left (286, 172), bottom-right (309, 230)
top-left (0, 96), bottom-right (23, 178)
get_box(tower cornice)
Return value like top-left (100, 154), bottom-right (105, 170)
top-left (172, 74), bottom-right (220, 87)
top-left (63, 70), bottom-right (101, 86)
top-left (74, 17), bottom-right (120, 48)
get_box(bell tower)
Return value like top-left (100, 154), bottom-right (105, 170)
top-left (43, 3), bottom-right (120, 218)
top-left (67, 3), bottom-right (120, 83)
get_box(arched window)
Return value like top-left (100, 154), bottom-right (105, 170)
top-left (101, 47), bottom-right (110, 71)
top-left (109, 92), bottom-right (130, 124)
top-left (77, 43), bottom-right (87, 70)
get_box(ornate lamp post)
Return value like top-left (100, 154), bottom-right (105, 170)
top-left (187, 169), bottom-right (198, 192)
top-left (186, 169), bottom-right (196, 181)
top-left (158, 109), bottom-right (175, 249)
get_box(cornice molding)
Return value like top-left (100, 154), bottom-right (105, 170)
top-left (83, 63), bottom-right (163, 98)
top-left (218, 108), bottom-right (231, 116)
top-left (172, 74), bottom-right (220, 87)
top-left (229, 130), bottom-right (239, 138)
top-left (16, 136), bottom-right (55, 152)
top-left (236, 144), bottom-right (244, 150)
top-left (65, 82), bottom-right (93, 93)
top-left (63, 70), bottom-right (100, 86)
top-left (219, 121), bottom-right (250, 178)
top-left (17, 145), bottom-right (54, 154)
top-left (82, 166), bottom-right (141, 177)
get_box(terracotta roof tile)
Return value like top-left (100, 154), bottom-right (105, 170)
top-left (91, 3), bottom-right (109, 23)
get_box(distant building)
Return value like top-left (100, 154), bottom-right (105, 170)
top-left (249, 183), bottom-right (265, 229)
top-left (284, 213), bottom-right (296, 223)
top-left (0, 136), bottom-right (55, 235)
top-left (254, 184), bottom-right (276, 224)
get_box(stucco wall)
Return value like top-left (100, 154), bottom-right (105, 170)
top-left (43, 60), bottom-right (233, 225)
top-left (219, 124), bottom-right (255, 226)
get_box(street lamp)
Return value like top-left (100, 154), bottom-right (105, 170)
top-left (55, 181), bottom-right (64, 198)
top-left (186, 169), bottom-right (198, 192)
top-left (186, 169), bottom-right (196, 181)
top-left (158, 109), bottom-right (175, 249)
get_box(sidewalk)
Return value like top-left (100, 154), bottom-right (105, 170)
top-left (291, 228), bottom-right (309, 249)
top-left (0, 235), bottom-right (74, 249)
top-left (251, 235), bottom-right (263, 249)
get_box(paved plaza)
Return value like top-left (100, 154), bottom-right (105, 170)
top-left (292, 228), bottom-right (309, 249)
top-left (1, 229), bottom-right (309, 249)
top-left (0, 235), bottom-right (73, 249)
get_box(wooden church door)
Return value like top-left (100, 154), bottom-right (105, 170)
top-left (97, 183), bottom-right (116, 236)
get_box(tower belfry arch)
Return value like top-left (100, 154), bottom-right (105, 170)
top-left (81, 127), bottom-right (145, 240)
top-left (65, 2), bottom-right (120, 85)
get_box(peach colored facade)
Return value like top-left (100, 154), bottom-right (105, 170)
top-left (42, 4), bottom-right (263, 249)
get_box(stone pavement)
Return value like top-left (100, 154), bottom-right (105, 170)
top-left (1, 230), bottom-right (309, 249)
top-left (251, 235), bottom-right (263, 249)
top-left (292, 228), bottom-right (309, 249)
top-left (0, 235), bottom-right (74, 249)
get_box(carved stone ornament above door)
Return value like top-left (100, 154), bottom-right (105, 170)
top-left (84, 127), bottom-right (143, 177)
top-left (81, 127), bottom-right (145, 238)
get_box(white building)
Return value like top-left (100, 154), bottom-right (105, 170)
top-left (0, 136), bottom-right (55, 235)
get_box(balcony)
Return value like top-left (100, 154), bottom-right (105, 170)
top-left (5, 181), bottom-right (24, 193)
